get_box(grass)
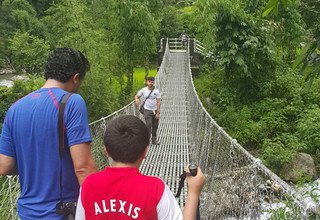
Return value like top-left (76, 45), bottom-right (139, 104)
top-left (105, 67), bottom-right (157, 107)
top-left (109, 67), bottom-right (157, 96)
top-left (133, 67), bottom-right (157, 93)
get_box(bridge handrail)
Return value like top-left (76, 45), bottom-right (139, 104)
top-left (193, 39), bottom-right (205, 53)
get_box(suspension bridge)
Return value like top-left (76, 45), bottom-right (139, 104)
top-left (1, 39), bottom-right (319, 219)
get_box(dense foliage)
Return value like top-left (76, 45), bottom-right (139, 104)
top-left (192, 0), bottom-right (320, 178)
top-left (0, 0), bottom-right (165, 123)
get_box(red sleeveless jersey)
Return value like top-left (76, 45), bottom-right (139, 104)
top-left (80, 167), bottom-right (165, 219)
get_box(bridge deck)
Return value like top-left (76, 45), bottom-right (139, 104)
top-left (140, 51), bottom-right (189, 207)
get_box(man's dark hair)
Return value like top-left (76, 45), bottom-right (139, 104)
top-left (45, 48), bottom-right (90, 83)
top-left (146, 76), bottom-right (155, 81)
top-left (104, 115), bottom-right (150, 163)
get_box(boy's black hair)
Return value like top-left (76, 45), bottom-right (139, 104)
top-left (104, 115), bottom-right (150, 163)
top-left (45, 48), bottom-right (90, 83)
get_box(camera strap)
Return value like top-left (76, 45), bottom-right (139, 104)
top-left (58, 93), bottom-right (73, 204)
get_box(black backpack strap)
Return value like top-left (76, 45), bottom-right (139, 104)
top-left (57, 92), bottom-right (73, 203)
top-left (58, 93), bottom-right (73, 156)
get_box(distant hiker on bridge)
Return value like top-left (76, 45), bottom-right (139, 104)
top-left (179, 31), bottom-right (189, 48)
top-left (75, 115), bottom-right (205, 220)
top-left (135, 76), bottom-right (161, 145)
top-left (0, 48), bottom-right (97, 219)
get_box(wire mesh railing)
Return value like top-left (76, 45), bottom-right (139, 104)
top-left (0, 175), bottom-right (19, 219)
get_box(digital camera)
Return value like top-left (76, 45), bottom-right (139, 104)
top-left (56, 201), bottom-right (77, 216)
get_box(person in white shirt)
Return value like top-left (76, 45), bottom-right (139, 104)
top-left (135, 76), bottom-right (161, 145)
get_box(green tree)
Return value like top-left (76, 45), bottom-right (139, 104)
top-left (263, 0), bottom-right (320, 83)
top-left (176, 5), bottom-right (195, 36)
top-left (296, 107), bottom-right (320, 155)
top-left (27, 0), bottom-right (54, 16)
top-left (293, 30), bottom-right (320, 83)
top-left (0, 0), bottom-right (47, 67)
top-left (136, 0), bottom-right (164, 17)
top-left (214, 0), bottom-right (276, 104)
top-left (262, 0), bottom-right (289, 17)
top-left (9, 31), bottom-right (50, 74)
top-left (117, 0), bottom-right (158, 100)
top-left (43, 0), bottom-right (121, 121)
top-left (42, 0), bottom-right (89, 50)
top-left (296, 106), bottom-right (320, 173)
top-left (262, 136), bottom-right (296, 173)
top-left (263, 0), bottom-right (304, 62)
top-left (2, 0), bottom-right (47, 38)
top-left (299, 0), bottom-right (320, 31)
top-left (192, 0), bottom-right (216, 48)
top-left (159, 6), bottom-right (181, 38)
top-left (0, 3), bottom-right (15, 67)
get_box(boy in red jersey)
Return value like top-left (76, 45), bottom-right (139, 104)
top-left (76, 115), bottom-right (205, 220)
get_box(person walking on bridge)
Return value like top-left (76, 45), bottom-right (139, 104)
top-left (135, 76), bottom-right (161, 145)
top-left (75, 115), bottom-right (205, 220)
top-left (0, 48), bottom-right (97, 219)
top-left (179, 31), bottom-right (189, 48)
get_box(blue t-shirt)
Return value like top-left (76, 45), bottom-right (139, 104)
top-left (0, 88), bottom-right (92, 219)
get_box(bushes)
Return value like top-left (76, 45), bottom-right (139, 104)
top-left (0, 87), bottom-right (17, 129)
top-left (216, 106), bottom-right (262, 149)
top-left (9, 31), bottom-right (50, 75)
top-left (194, 62), bottom-right (320, 177)
top-left (262, 138), bottom-right (295, 173)
top-left (296, 107), bottom-right (320, 155)
top-left (191, 0), bottom-right (319, 180)
top-left (213, 0), bottom-right (276, 104)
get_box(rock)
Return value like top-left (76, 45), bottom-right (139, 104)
top-left (0, 74), bottom-right (28, 87)
top-left (0, 68), bottom-right (15, 75)
top-left (205, 97), bottom-right (211, 105)
top-left (0, 79), bottom-right (14, 87)
top-left (271, 182), bottom-right (281, 195)
top-left (11, 75), bottom-right (28, 81)
top-left (281, 152), bottom-right (317, 184)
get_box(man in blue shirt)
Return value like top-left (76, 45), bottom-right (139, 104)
top-left (0, 48), bottom-right (97, 219)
